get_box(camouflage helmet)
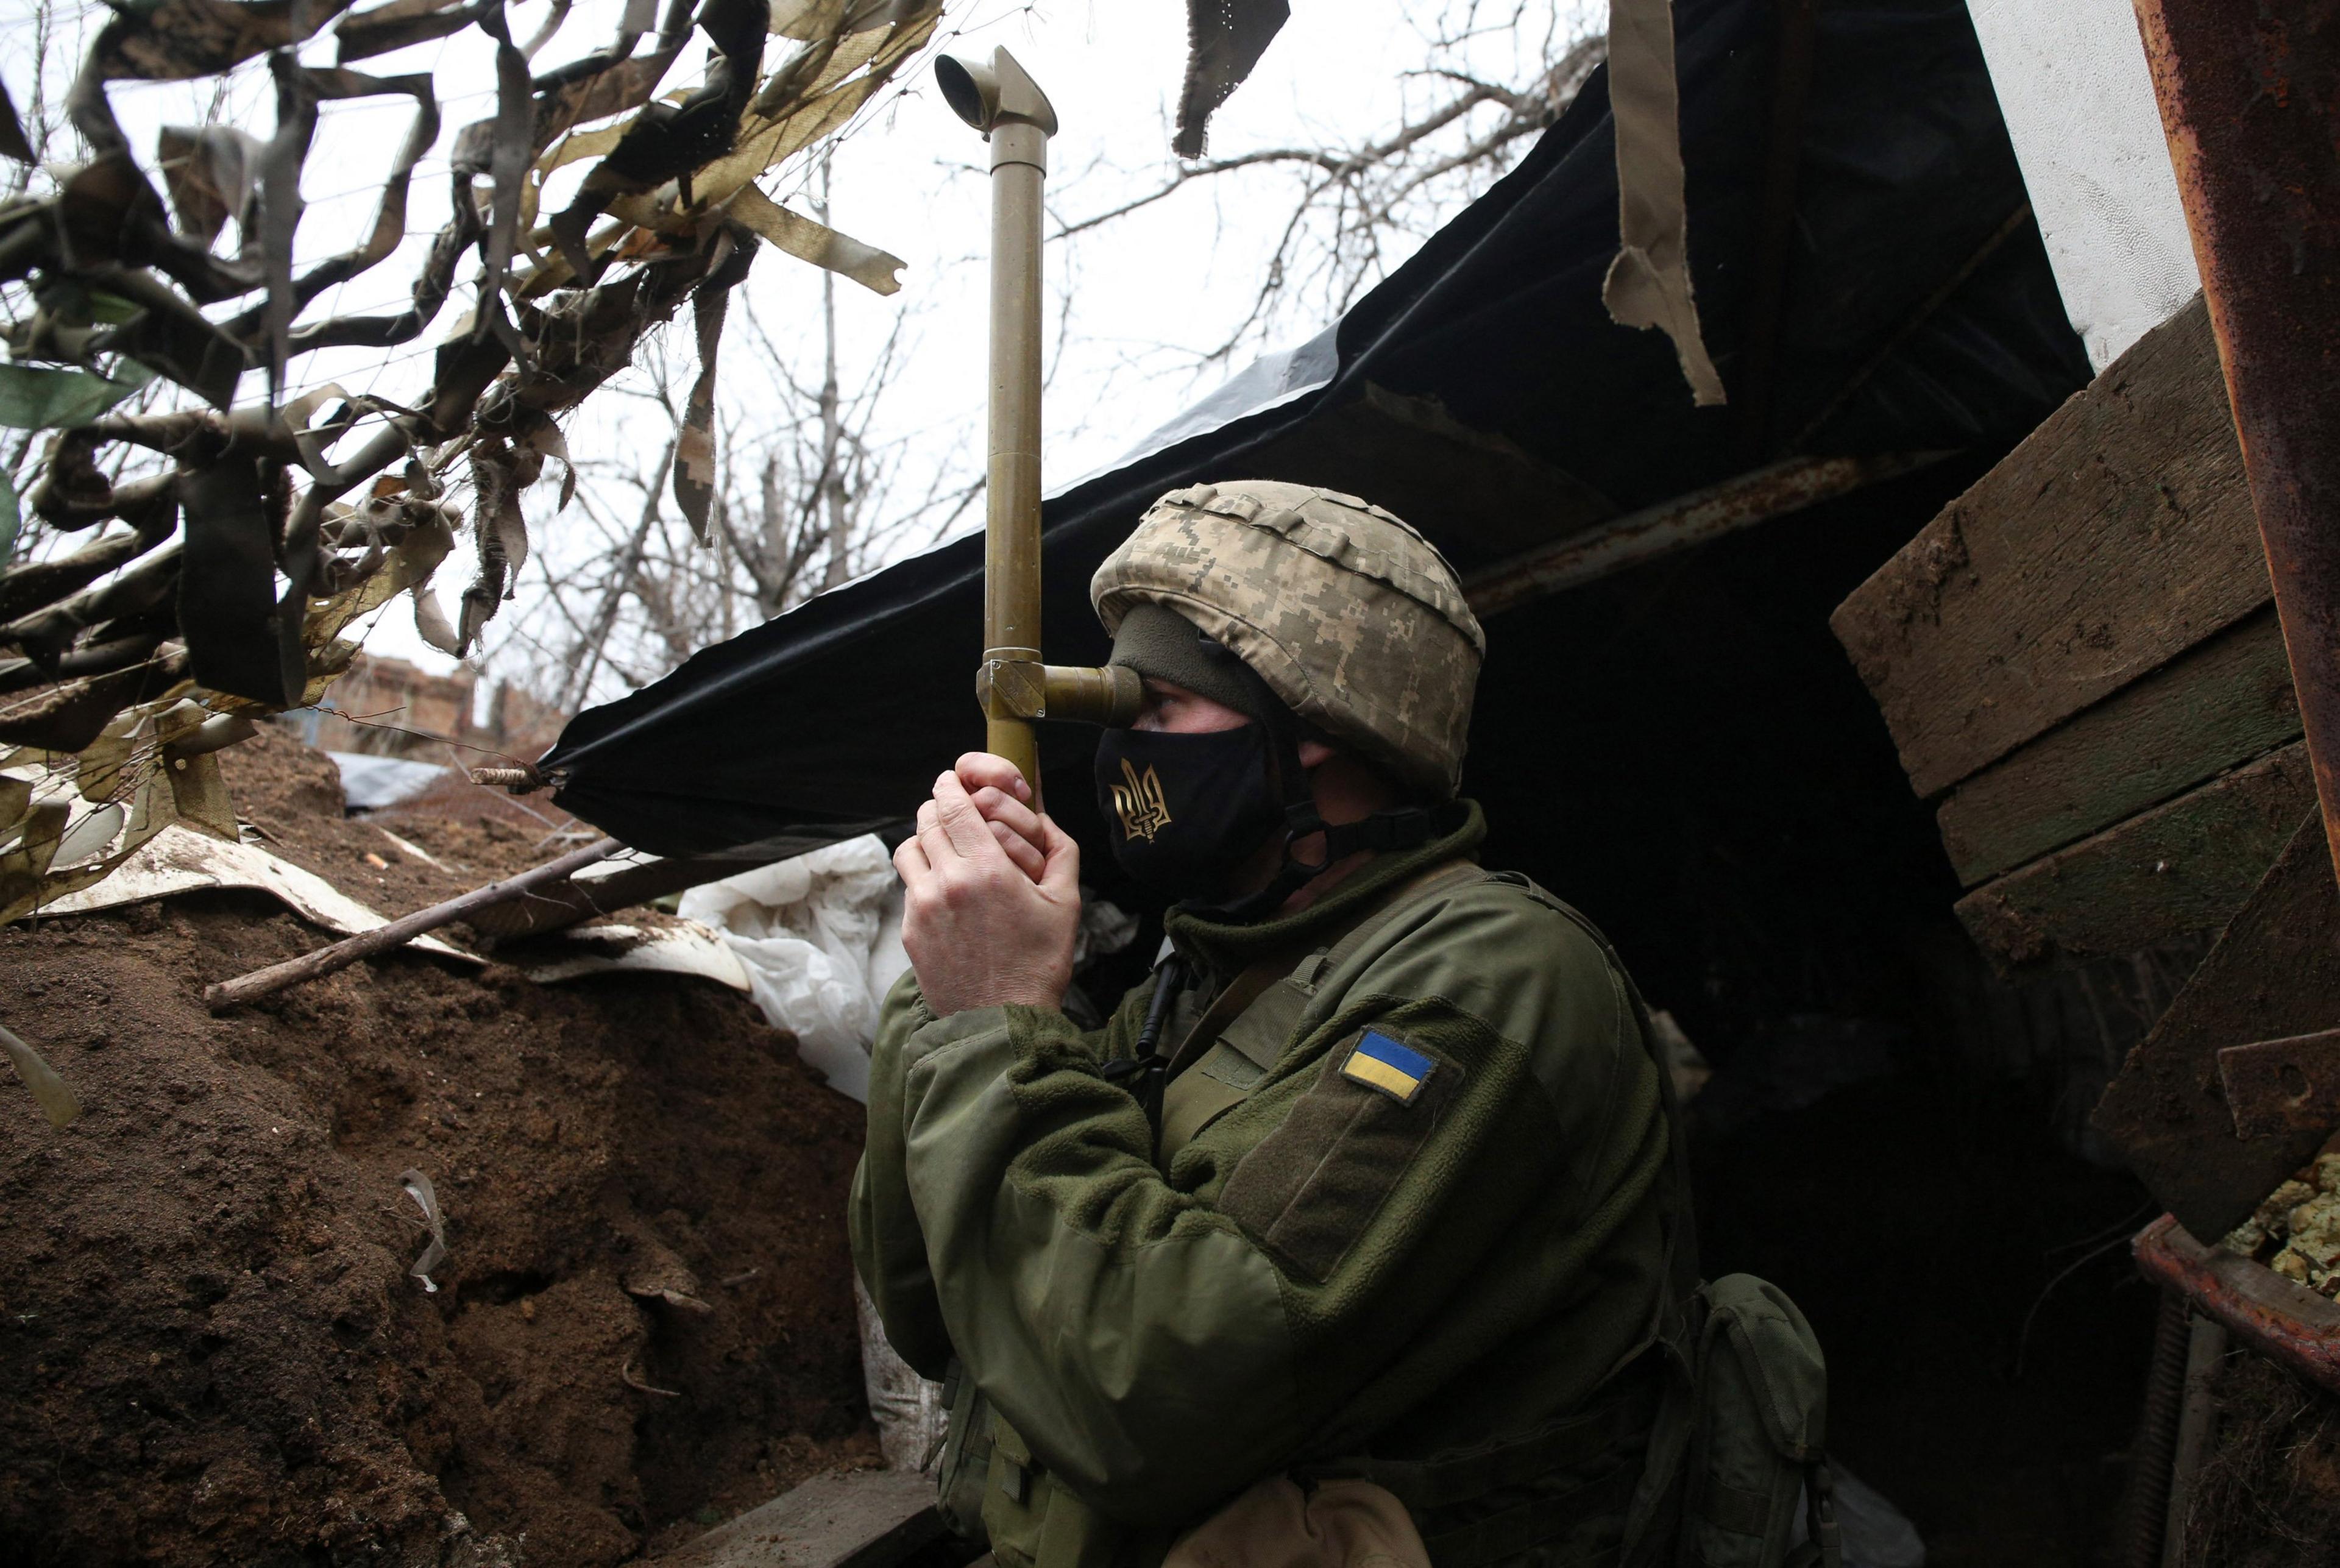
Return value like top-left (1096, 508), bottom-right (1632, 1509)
top-left (1090, 481), bottom-right (1487, 798)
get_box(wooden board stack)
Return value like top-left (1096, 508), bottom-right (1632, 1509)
top-left (1831, 296), bottom-right (2312, 972)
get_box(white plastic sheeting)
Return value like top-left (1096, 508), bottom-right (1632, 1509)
top-left (678, 835), bottom-right (907, 1102)
top-left (854, 1274), bottom-right (948, 1472)
top-left (35, 823), bottom-right (752, 992)
top-left (40, 823), bottom-right (475, 959)
top-left (512, 922), bottom-right (752, 992)
top-left (1796, 1463), bottom-right (1927, 1568)
top-left (1965, 0), bottom-right (2200, 369)
top-left (679, 834), bottom-right (1140, 1103)
top-left (328, 751), bottom-right (452, 812)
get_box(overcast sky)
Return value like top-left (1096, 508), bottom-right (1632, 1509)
top-left (1, 0), bottom-right (1597, 700)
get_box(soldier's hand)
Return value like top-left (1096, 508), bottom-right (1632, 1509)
top-left (896, 767), bottom-right (1081, 1013)
top-left (939, 751), bottom-right (1049, 882)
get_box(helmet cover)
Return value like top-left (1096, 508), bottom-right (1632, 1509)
top-left (1090, 481), bottom-right (1486, 798)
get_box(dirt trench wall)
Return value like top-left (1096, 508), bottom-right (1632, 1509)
top-left (0, 896), bottom-right (874, 1567)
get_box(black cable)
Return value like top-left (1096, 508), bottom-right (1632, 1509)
top-left (1102, 954), bottom-right (1189, 1141)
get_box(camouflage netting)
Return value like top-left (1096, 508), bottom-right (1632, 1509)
top-left (0, 0), bottom-right (945, 931)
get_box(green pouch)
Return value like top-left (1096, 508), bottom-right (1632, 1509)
top-left (974, 1406), bottom-right (1138, 1568)
top-left (1669, 1274), bottom-right (1838, 1568)
top-left (935, 1361), bottom-right (996, 1543)
top-left (980, 1407), bottom-right (1048, 1568)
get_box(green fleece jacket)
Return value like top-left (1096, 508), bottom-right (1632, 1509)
top-left (848, 806), bottom-right (1682, 1568)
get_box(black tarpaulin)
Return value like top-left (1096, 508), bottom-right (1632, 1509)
top-left (537, 0), bottom-right (2088, 856)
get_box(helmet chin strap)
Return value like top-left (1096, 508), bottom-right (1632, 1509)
top-left (1187, 667), bottom-right (1444, 924)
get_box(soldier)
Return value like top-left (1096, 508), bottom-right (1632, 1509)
top-left (849, 482), bottom-right (1693, 1568)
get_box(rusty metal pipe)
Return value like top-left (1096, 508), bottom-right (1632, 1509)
top-left (2133, 1213), bottom-right (2340, 1399)
top-left (2132, 0), bottom-right (2340, 888)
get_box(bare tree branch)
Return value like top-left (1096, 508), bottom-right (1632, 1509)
top-left (1052, 15), bottom-right (1606, 371)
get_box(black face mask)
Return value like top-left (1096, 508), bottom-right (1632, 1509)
top-left (1093, 723), bottom-right (1285, 903)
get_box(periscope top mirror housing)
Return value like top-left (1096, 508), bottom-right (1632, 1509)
top-left (934, 46), bottom-right (1057, 137)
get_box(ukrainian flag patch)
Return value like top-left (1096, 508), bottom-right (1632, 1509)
top-left (1340, 1030), bottom-right (1437, 1105)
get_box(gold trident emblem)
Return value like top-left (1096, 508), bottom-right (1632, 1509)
top-left (1109, 758), bottom-right (1172, 842)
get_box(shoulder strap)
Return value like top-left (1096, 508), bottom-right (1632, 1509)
top-left (1484, 871), bottom-right (1700, 1305)
top-left (1506, 889), bottom-right (1705, 1568)
top-left (1313, 857), bottom-right (1487, 982)
top-left (1561, 907), bottom-right (1701, 1307)
top-left (1165, 857), bottom-right (1484, 1077)
top-left (1152, 859), bottom-right (1485, 1162)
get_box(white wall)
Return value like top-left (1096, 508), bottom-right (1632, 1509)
top-left (1965, 0), bottom-right (2201, 370)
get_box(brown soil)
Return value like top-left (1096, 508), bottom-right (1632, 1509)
top-left (217, 726), bottom-right (570, 941)
top-left (0, 731), bottom-right (876, 1566)
top-left (2179, 1350), bottom-right (2340, 1568)
top-left (377, 765), bottom-right (587, 845)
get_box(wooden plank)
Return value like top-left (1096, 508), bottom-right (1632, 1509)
top-left (1935, 605), bottom-right (2301, 884)
top-left (2092, 815), bottom-right (2340, 1241)
top-left (1954, 740), bottom-right (2317, 970)
top-left (1463, 453), bottom-right (1948, 617)
top-left (1831, 296), bottom-right (2271, 798)
top-left (464, 832), bottom-right (846, 942)
top-left (657, 1467), bottom-right (949, 1568)
top-left (1244, 381), bottom-right (1617, 564)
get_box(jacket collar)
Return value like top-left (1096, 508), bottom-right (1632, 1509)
top-left (1163, 800), bottom-right (1486, 982)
